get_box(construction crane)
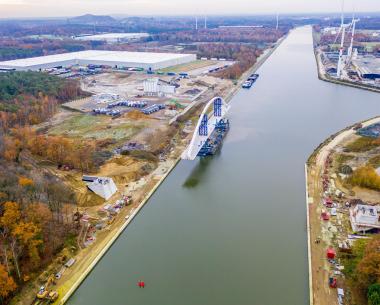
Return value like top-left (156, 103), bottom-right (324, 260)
top-left (336, 0), bottom-right (349, 78)
top-left (347, 17), bottom-right (360, 62)
top-left (336, 0), bottom-right (359, 78)
top-left (36, 275), bottom-right (59, 303)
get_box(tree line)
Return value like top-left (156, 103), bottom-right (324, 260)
top-left (0, 72), bottom-right (86, 133)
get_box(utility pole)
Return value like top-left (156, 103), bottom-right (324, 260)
top-left (196, 16), bottom-right (198, 30)
top-left (204, 16), bottom-right (207, 29)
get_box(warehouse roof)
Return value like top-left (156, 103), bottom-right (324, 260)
top-left (0, 50), bottom-right (195, 69)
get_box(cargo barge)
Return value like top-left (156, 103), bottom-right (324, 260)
top-left (242, 73), bottom-right (259, 89)
top-left (197, 119), bottom-right (230, 157)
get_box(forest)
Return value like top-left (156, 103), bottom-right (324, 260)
top-left (197, 43), bottom-right (263, 79)
top-left (155, 27), bottom-right (284, 44)
top-left (0, 72), bottom-right (88, 303)
top-left (0, 72), bottom-right (85, 132)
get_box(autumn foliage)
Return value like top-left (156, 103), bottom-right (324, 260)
top-left (2, 126), bottom-right (97, 172)
top-left (349, 165), bottom-right (380, 191)
top-left (342, 235), bottom-right (380, 304)
top-left (0, 71), bottom-right (86, 133)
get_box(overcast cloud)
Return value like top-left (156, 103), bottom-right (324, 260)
top-left (0, 0), bottom-right (379, 18)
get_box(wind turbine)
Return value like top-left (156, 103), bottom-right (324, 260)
top-left (276, 13), bottom-right (279, 30)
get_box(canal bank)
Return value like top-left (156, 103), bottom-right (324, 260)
top-left (66, 26), bottom-right (380, 305)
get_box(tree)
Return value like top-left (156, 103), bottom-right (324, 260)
top-left (0, 202), bottom-right (42, 280)
top-left (356, 236), bottom-right (380, 289)
top-left (0, 264), bottom-right (17, 299)
top-left (368, 283), bottom-right (380, 305)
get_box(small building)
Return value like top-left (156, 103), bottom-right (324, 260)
top-left (82, 176), bottom-right (117, 200)
top-left (350, 204), bottom-right (380, 233)
top-left (143, 78), bottom-right (176, 96)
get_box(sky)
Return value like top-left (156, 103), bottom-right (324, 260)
top-left (0, 0), bottom-right (379, 18)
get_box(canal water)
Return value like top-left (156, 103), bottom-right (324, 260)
top-left (67, 27), bottom-right (380, 305)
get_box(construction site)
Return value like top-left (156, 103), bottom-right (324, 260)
top-left (313, 4), bottom-right (380, 91)
top-left (307, 117), bottom-right (380, 305)
top-left (12, 55), bottom-right (238, 305)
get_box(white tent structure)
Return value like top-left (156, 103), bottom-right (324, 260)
top-left (83, 176), bottom-right (117, 200)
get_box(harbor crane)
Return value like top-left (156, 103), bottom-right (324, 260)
top-left (336, 0), bottom-right (359, 78)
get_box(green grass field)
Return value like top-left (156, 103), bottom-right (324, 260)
top-left (158, 60), bottom-right (217, 73)
top-left (48, 113), bottom-right (145, 141)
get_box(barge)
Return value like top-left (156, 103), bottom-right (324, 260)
top-left (197, 119), bottom-right (230, 157)
top-left (242, 73), bottom-right (260, 89)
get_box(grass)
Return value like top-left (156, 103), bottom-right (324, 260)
top-left (158, 60), bottom-right (217, 73)
top-left (344, 137), bottom-right (380, 153)
top-left (48, 113), bottom-right (145, 141)
top-left (335, 153), bottom-right (355, 167)
top-left (368, 155), bottom-right (380, 168)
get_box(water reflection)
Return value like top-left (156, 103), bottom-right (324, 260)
top-left (182, 150), bottom-right (222, 188)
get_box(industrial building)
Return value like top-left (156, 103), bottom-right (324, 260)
top-left (143, 78), bottom-right (176, 96)
top-left (0, 50), bottom-right (196, 71)
top-left (349, 204), bottom-right (380, 233)
top-left (353, 56), bottom-right (380, 80)
top-left (74, 33), bottom-right (150, 44)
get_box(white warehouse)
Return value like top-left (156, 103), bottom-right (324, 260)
top-left (74, 33), bottom-right (150, 44)
top-left (0, 50), bottom-right (196, 71)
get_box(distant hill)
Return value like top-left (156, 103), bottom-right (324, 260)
top-left (68, 14), bottom-right (116, 25)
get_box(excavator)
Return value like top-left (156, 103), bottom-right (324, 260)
top-left (36, 275), bottom-right (59, 303)
top-left (167, 99), bottom-right (186, 110)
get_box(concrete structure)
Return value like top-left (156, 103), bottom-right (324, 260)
top-left (74, 33), bottom-right (149, 43)
top-left (143, 78), bottom-right (176, 96)
top-left (349, 204), bottom-right (380, 232)
top-left (0, 50), bottom-right (196, 71)
top-left (82, 176), bottom-right (117, 200)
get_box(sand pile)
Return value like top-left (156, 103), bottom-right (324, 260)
top-left (125, 110), bottom-right (148, 120)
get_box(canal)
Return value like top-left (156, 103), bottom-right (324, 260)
top-left (67, 27), bottom-right (380, 305)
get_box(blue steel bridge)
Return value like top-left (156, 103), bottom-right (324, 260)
top-left (181, 96), bottom-right (230, 160)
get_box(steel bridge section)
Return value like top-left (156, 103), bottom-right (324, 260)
top-left (181, 96), bottom-right (230, 160)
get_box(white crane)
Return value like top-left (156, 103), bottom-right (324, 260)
top-left (336, 0), bottom-right (360, 78)
top-left (347, 16), bottom-right (359, 60)
top-left (336, 0), bottom-right (349, 78)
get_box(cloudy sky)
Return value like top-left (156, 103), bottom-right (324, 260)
top-left (0, 0), bottom-right (378, 18)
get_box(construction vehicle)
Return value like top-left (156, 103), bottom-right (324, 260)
top-left (167, 99), bottom-right (185, 110)
top-left (36, 275), bottom-right (59, 302)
